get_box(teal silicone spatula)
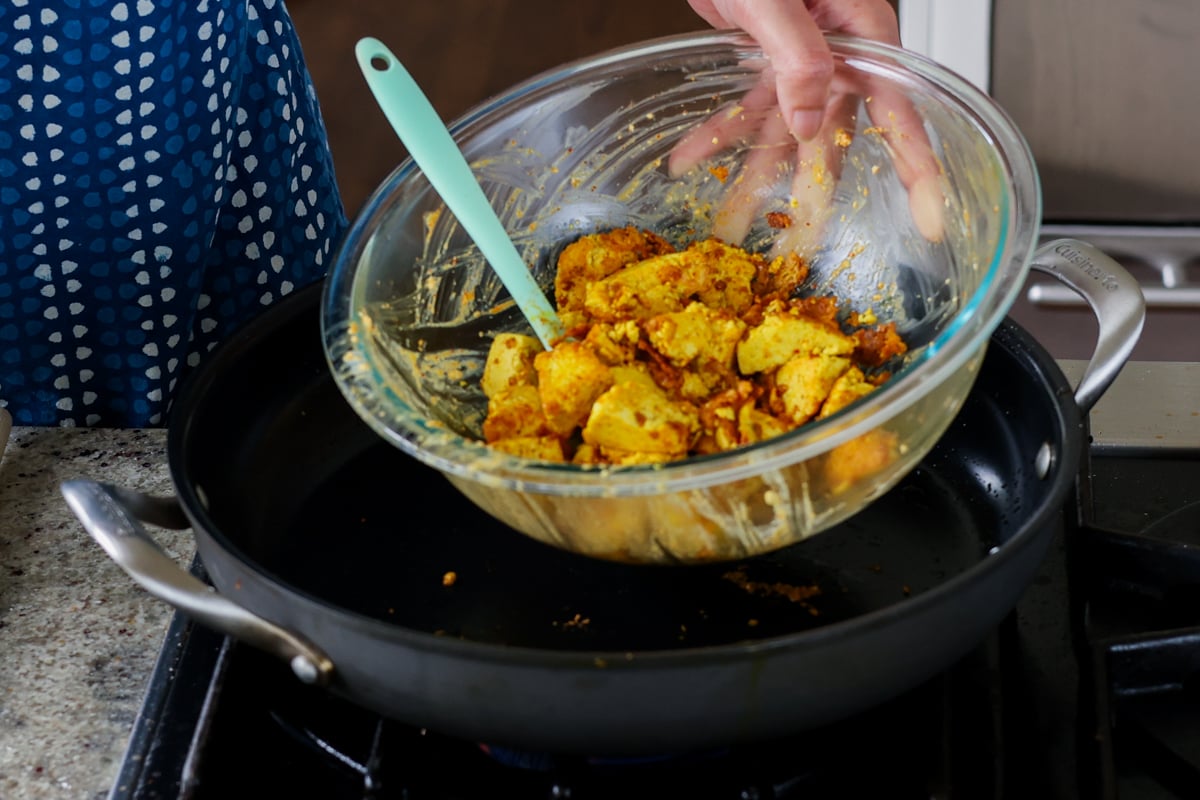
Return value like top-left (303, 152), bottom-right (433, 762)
top-left (355, 37), bottom-right (565, 348)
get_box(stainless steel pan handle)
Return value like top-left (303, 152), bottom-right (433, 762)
top-left (1029, 238), bottom-right (1146, 413)
top-left (1029, 284), bottom-right (1200, 309)
top-left (61, 479), bottom-right (334, 686)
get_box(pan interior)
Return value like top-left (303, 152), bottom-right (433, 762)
top-left (173, 285), bottom-right (1067, 653)
top-left (269, 438), bottom-right (987, 651)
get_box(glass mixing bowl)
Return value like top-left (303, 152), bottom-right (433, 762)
top-left (321, 31), bottom-right (1041, 564)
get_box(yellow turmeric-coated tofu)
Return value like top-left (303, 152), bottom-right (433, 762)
top-left (817, 366), bottom-right (877, 419)
top-left (582, 321), bottom-right (641, 366)
top-left (687, 239), bottom-right (762, 311)
top-left (488, 436), bottom-right (567, 463)
top-left (608, 364), bottom-right (660, 390)
top-left (482, 385), bottom-right (552, 443)
top-left (534, 341), bottom-right (614, 436)
top-left (697, 381), bottom-right (758, 452)
top-left (593, 446), bottom-right (677, 466)
top-left (824, 429), bottom-right (898, 493)
top-left (737, 311), bottom-right (855, 375)
top-left (581, 381), bottom-right (698, 456)
top-left (571, 442), bottom-right (601, 465)
top-left (737, 404), bottom-right (791, 446)
top-left (774, 354), bottom-right (852, 424)
top-left (583, 239), bottom-right (759, 323)
top-left (555, 226), bottom-right (675, 314)
top-left (678, 370), bottom-right (726, 403)
top-left (481, 333), bottom-right (542, 399)
top-left (475, 229), bottom-right (909, 503)
top-left (755, 251), bottom-right (811, 298)
top-left (643, 301), bottom-right (746, 370)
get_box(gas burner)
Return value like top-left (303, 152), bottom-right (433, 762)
top-left (470, 705), bottom-right (946, 798)
top-left (477, 744), bottom-right (736, 772)
top-left (257, 665), bottom-right (966, 799)
top-left (128, 618), bottom-right (1016, 799)
top-left (1078, 502), bottom-right (1200, 798)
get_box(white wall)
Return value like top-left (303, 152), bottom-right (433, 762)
top-left (898, 0), bottom-right (993, 92)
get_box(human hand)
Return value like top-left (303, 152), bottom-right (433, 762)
top-left (672, 0), bottom-right (945, 247)
top-left (685, 0), bottom-right (900, 142)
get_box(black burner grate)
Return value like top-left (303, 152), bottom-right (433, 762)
top-left (161, 633), bottom-right (1000, 799)
top-left (1080, 488), bottom-right (1200, 799)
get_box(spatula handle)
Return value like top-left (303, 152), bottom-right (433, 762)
top-left (355, 37), bottom-right (564, 348)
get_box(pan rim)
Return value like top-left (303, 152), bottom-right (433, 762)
top-left (188, 471), bottom-right (1067, 668)
top-left (171, 292), bottom-right (1079, 672)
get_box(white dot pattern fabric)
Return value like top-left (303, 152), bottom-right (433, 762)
top-left (0, 0), bottom-right (345, 426)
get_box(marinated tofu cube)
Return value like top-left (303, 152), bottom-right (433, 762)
top-left (582, 320), bottom-right (641, 366)
top-left (774, 355), bottom-right (852, 424)
top-left (583, 239), bottom-right (759, 322)
top-left (684, 238), bottom-right (762, 312)
top-left (571, 442), bottom-right (601, 465)
top-left (608, 364), bottom-right (660, 391)
top-left (488, 436), bottom-right (567, 462)
top-left (817, 366), bottom-right (877, 418)
top-left (481, 333), bottom-right (542, 398)
top-left (737, 404), bottom-right (791, 446)
top-left (737, 312), bottom-right (855, 375)
top-left (534, 341), bottom-right (614, 436)
top-left (643, 302), bottom-right (745, 369)
top-left (555, 226), bottom-right (675, 313)
top-left (582, 381), bottom-right (698, 456)
top-left (824, 429), bottom-right (898, 493)
top-left (482, 385), bottom-right (552, 443)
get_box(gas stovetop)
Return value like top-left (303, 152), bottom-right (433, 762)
top-left (111, 363), bottom-right (1200, 800)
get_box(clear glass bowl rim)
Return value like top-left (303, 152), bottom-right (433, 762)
top-left (320, 29), bottom-right (1043, 496)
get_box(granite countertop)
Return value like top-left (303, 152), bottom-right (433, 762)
top-left (0, 425), bottom-right (192, 800)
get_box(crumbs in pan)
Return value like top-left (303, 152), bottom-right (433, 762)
top-left (553, 613), bottom-right (591, 630)
top-left (722, 566), bottom-right (822, 616)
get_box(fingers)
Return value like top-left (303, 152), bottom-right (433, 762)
top-left (685, 0), bottom-right (734, 30)
top-left (667, 75), bottom-right (778, 178)
top-left (777, 90), bottom-right (858, 256)
top-left (688, 0), bottom-right (899, 142)
top-left (710, 103), bottom-right (794, 244)
top-left (744, 4), bottom-right (834, 141)
top-left (807, 0), bottom-right (901, 46)
top-left (681, 0), bottom-right (941, 242)
top-left (862, 81), bottom-right (946, 242)
top-left (706, 86), bottom-right (856, 252)
top-left (667, 74), bottom-right (859, 250)
top-left (704, 0), bottom-right (834, 141)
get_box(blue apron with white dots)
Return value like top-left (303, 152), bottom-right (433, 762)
top-left (0, 0), bottom-right (346, 426)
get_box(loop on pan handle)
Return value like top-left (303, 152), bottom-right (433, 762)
top-left (1029, 238), bottom-right (1146, 413)
top-left (60, 479), bottom-right (335, 686)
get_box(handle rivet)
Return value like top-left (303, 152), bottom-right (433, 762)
top-left (1035, 442), bottom-right (1054, 479)
top-left (290, 655), bottom-right (321, 684)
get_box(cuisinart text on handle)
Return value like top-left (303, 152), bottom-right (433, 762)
top-left (1051, 242), bottom-right (1121, 292)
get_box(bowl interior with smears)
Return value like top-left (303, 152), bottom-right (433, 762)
top-left (320, 31), bottom-right (1041, 565)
